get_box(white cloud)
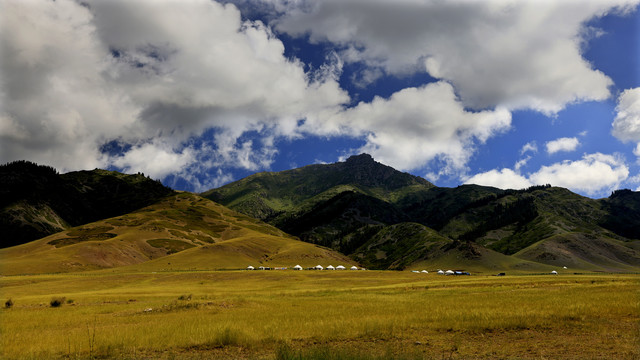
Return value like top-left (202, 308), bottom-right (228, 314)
top-left (0, 0), bottom-right (348, 178)
top-left (514, 156), bottom-right (531, 172)
top-left (466, 153), bottom-right (629, 196)
top-left (545, 137), bottom-right (580, 154)
top-left (612, 87), bottom-right (640, 142)
top-left (628, 174), bottom-right (640, 184)
top-left (465, 168), bottom-right (533, 190)
top-left (275, 0), bottom-right (638, 113)
top-left (304, 81), bottom-right (512, 175)
top-left (2, 0), bottom-right (637, 193)
top-left (520, 141), bottom-right (538, 155)
top-left (529, 153), bottom-right (628, 196)
top-left (0, 0), bottom-right (137, 171)
top-left (634, 143), bottom-right (640, 157)
top-left (111, 141), bottom-right (195, 180)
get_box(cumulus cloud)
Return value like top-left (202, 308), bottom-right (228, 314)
top-left (275, 0), bottom-right (637, 113)
top-left (2, 0), bottom-right (637, 192)
top-left (0, 0), bottom-right (347, 180)
top-left (612, 87), bottom-right (640, 142)
top-left (304, 81), bottom-right (512, 175)
top-left (546, 137), bottom-right (580, 154)
top-left (0, 0), bottom-right (137, 171)
top-left (465, 168), bottom-right (533, 190)
top-left (529, 153), bottom-right (628, 196)
top-left (466, 153), bottom-right (629, 196)
top-left (111, 141), bottom-right (195, 180)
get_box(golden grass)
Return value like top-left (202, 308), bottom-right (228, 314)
top-left (1, 271), bottom-right (638, 359)
top-left (0, 193), bottom-right (355, 276)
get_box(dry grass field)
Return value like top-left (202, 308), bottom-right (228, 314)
top-left (1, 270), bottom-right (638, 359)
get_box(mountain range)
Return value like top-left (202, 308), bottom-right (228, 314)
top-left (203, 154), bottom-right (640, 272)
top-left (2, 156), bottom-right (639, 274)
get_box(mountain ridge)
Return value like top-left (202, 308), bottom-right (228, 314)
top-left (0, 160), bottom-right (174, 248)
top-left (203, 154), bottom-right (640, 272)
top-left (2, 157), bottom-right (639, 273)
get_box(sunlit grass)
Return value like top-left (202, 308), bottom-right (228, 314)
top-left (1, 271), bottom-right (638, 359)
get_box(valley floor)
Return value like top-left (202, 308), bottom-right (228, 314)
top-left (1, 270), bottom-right (638, 359)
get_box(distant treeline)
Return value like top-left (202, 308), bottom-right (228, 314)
top-left (0, 160), bottom-right (59, 175)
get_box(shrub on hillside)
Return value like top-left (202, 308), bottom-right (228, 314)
top-left (5, 298), bottom-right (13, 308)
top-left (50, 297), bottom-right (66, 308)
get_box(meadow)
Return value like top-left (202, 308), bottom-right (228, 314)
top-left (1, 270), bottom-right (638, 359)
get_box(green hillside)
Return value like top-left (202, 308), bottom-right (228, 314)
top-left (202, 155), bottom-right (640, 272)
top-left (3, 156), bottom-right (639, 274)
top-left (202, 153), bottom-right (433, 219)
top-left (0, 161), bottom-right (174, 248)
top-left (599, 189), bottom-right (640, 240)
top-left (0, 193), bottom-right (354, 275)
top-left (351, 222), bottom-right (451, 270)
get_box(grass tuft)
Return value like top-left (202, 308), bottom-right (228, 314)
top-left (4, 298), bottom-right (13, 309)
top-left (211, 327), bottom-right (243, 347)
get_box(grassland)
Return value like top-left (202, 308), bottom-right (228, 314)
top-left (0, 193), bottom-right (354, 275)
top-left (2, 270), bottom-right (638, 359)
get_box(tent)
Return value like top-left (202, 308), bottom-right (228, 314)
top-left (326, 265), bottom-right (335, 270)
top-left (551, 270), bottom-right (558, 275)
top-left (421, 270), bottom-right (428, 273)
top-left (246, 266), bottom-right (255, 270)
top-left (315, 265), bottom-right (323, 270)
top-left (445, 270), bottom-right (455, 275)
top-left (293, 265), bottom-right (303, 270)
top-left (336, 265), bottom-right (346, 270)
top-left (350, 266), bottom-right (358, 270)
top-left (437, 270), bottom-right (445, 275)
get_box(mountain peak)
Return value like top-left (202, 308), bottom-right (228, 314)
top-left (345, 153), bottom-right (375, 165)
top-left (340, 153), bottom-right (432, 189)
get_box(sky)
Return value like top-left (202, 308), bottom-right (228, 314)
top-left (1, 0), bottom-right (639, 198)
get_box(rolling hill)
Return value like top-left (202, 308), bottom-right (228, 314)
top-left (203, 154), bottom-right (640, 272)
top-left (3, 157), bottom-right (639, 273)
top-left (0, 192), bottom-right (354, 275)
top-left (0, 160), bottom-right (174, 248)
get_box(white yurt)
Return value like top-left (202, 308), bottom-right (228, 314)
top-left (350, 266), bottom-right (358, 270)
top-left (421, 270), bottom-right (428, 273)
top-left (246, 266), bottom-right (255, 270)
top-left (315, 265), bottom-right (324, 270)
top-left (437, 270), bottom-right (445, 275)
top-left (445, 270), bottom-right (455, 275)
top-left (336, 265), bottom-right (346, 270)
top-left (551, 270), bottom-right (558, 275)
top-left (293, 265), bottom-right (303, 270)
top-left (326, 265), bottom-right (335, 270)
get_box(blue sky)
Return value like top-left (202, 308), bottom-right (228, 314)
top-left (1, 0), bottom-right (639, 198)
